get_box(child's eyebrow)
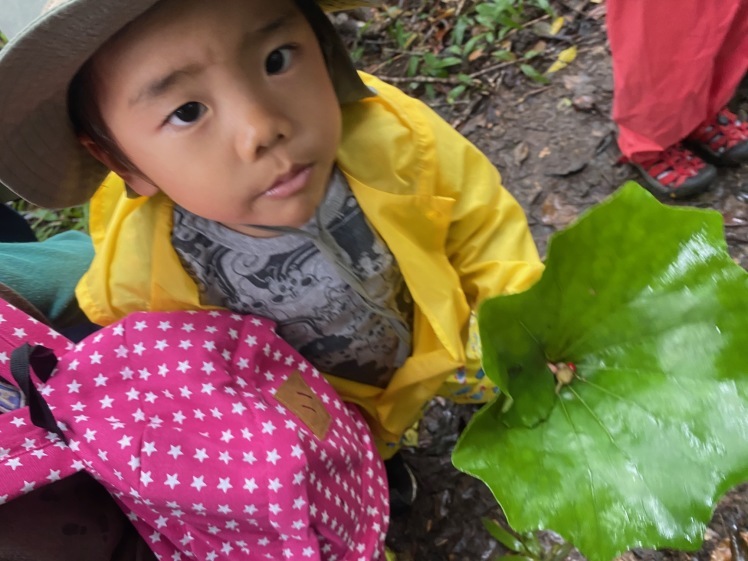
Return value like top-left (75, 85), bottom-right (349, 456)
top-left (240, 11), bottom-right (297, 50)
top-left (129, 64), bottom-right (204, 108)
top-left (128, 12), bottom-right (296, 108)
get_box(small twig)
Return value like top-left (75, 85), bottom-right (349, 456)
top-left (503, 13), bottom-right (551, 39)
top-left (515, 85), bottom-right (552, 104)
top-left (466, 13), bottom-right (552, 80)
top-left (469, 59), bottom-right (516, 79)
top-left (454, 0), bottom-right (468, 17)
top-left (382, 47), bottom-right (431, 56)
top-left (368, 52), bottom-right (406, 75)
top-left (377, 74), bottom-right (463, 85)
top-left (451, 94), bottom-right (486, 130)
top-left (557, 0), bottom-right (592, 17)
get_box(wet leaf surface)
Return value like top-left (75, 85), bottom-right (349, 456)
top-left (454, 184), bottom-right (748, 561)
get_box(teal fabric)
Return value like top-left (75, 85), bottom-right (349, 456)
top-left (0, 231), bottom-right (94, 322)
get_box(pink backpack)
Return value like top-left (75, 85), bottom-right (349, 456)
top-left (0, 299), bottom-right (388, 560)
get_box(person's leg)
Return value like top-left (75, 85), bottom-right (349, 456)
top-left (606, 0), bottom-right (744, 197)
top-left (608, 0), bottom-right (741, 158)
top-left (706, 1), bottom-right (748, 120)
top-left (0, 230), bottom-right (95, 331)
top-left (686, 3), bottom-right (748, 166)
top-left (0, 204), bottom-right (36, 242)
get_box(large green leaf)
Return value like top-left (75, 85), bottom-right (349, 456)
top-left (453, 182), bottom-right (748, 561)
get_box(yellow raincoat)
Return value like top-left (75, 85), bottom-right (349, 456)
top-left (77, 73), bottom-right (543, 456)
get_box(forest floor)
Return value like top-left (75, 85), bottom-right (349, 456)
top-left (335, 1), bottom-right (748, 559)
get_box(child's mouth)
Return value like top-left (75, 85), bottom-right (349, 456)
top-left (263, 165), bottom-right (312, 199)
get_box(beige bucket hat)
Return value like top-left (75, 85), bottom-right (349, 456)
top-left (0, 0), bottom-right (376, 208)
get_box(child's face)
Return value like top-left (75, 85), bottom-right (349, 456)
top-left (87, 0), bottom-right (342, 236)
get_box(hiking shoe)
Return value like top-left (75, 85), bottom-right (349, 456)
top-left (687, 108), bottom-right (748, 166)
top-left (384, 452), bottom-right (418, 516)
top-left (628, 143), bottom-right (717, 199)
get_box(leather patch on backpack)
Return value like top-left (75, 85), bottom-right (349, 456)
top-left (275, 372), bottom-right (332, 439)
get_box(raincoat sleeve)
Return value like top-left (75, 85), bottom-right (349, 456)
top-left (337, 75), bottom-right (543, 453)
top-left (423, 101), bottom-right (543, 306)
top-left (420, 89), bottom-right (544, 405)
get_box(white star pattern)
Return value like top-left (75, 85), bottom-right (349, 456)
top-left (164, 474), bottom-right (180, 489)
top-left (243, 478), bottom-right (258, 493)
top-left (194, 449), bottom-right (209, 462)
top-left (167, 445), bottom-right (183, 459)
top-left (155, 340), bottom-right (169, 351)
top-left (191, 476), bottom-right (207, 492)
top-left (217, 478), bottom-right (233, 493)
top-left (67, 380), bottom-right (81, 393)
top-left (143, 442), bottom-right (157, 456)
top-left (47, 470), bottom-right (62, 482)
top-left (0, 305), bottom-right (388, 561)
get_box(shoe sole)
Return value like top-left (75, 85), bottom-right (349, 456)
top-left (630, 162), bottom-right (717, 200)
top-left (685, 140), bottom-right (748, 167)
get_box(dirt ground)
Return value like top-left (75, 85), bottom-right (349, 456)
top-left (362, 6), bottom-right (748, 561)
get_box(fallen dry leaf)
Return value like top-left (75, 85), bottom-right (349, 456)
top-left (722, 196), bottom-right (748, 226)
top-left (711, 538), bottom-right (733, 561)
top-left (540, 193), bottom-right (578, 227)
top-left (532, 40), bottom-right (547, 53)
top-left (588, 4), bottom-right (607, 19)
top-left (547, 45), bottom-right (578, 74)
top-left (468, 49), bottom-right (484, 62)
top-left (572, 94), bottom-right (596, 111)
top-left (613, 552), bottom-right (639, 561)
top-left (705, 528), bottom-right (721, 542)
top-left (562, 72), bottom-right (596, 96)
top-left (513, 141), bottom-right (530, 165)
top-left (538, 146), bottom-right (552, 159)
top-left (549, 16), bottom-right (565, 35)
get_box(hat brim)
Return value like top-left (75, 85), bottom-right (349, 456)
top-left (0, 0), bottom-right (374, 208)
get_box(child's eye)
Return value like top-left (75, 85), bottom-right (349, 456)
top-left (166, 102), bottom-right (206, 127)
top-left (265, 46), bottom-right (294, 75)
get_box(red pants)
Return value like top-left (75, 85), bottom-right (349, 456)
top-left (607, 0), bottom-right (748, 159)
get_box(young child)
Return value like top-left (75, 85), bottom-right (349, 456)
top-left (0, 0), bottom-right (543, 458)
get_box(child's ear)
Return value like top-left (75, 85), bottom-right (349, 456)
top-left (78, 135), bottom-right (159, 197)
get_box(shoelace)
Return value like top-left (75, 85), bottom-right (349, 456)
top-left (633, 144), bottom-right (706, 188)
top-left (690, 108), bottom-right (748, 154)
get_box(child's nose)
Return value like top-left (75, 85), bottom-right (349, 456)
top-left (234, 101), bottom-right (290, 160)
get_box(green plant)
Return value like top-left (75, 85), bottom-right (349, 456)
top-left (387, 17), bottom-right (417, 52)
top-left (483, 518), bottom-right (573, 561)
top-left (10, 201), bottom-right (89, 240)
top-left (354, 0), bottom-right (562, 100)
top-left (453, 183), bottom-right (748, 561)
